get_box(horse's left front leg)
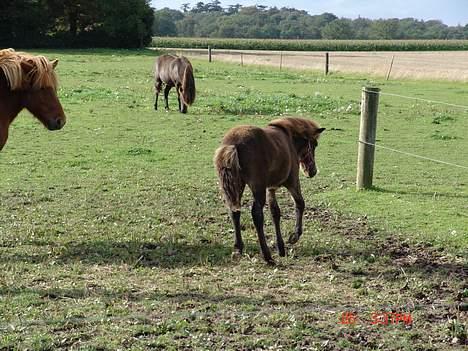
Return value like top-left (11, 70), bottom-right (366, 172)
top-left (286, 182), bottom-right (305, 244)
top-left (163, 85), bottom-right (172, 110)
top-left (154, 79), bottom-right (162, 110)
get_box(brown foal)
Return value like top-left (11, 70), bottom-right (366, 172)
top-left (214, 117), bottom-right (325, 265)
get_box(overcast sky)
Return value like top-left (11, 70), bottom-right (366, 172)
top-left (151, 0), bottom-right (468, 26)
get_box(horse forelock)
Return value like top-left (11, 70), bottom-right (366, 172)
top-left (0, 49), bottom-right (58, 91)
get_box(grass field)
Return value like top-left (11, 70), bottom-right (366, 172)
top-left (0, 49), bottom-right (467, 350)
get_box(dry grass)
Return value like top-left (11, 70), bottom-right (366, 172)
top-left (168, 49), bottom-right (468, 81)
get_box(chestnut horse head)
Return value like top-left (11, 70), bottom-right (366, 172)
top-left (268, 117), bottom-right (325, 177)
top-left (0, 49), bottom-right (66, 151)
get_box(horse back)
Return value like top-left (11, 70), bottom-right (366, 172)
top-left (221, 126), bottom-right (295, 187)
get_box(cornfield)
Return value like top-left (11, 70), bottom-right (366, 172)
top-left (152, 37), bottom-right (468, 51)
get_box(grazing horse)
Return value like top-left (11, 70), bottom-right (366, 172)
top-left (214, 117), bottom-right (325, 265)
top-left (0, 49), bottom-right (66, 151)
top-left (154, 54), bottom-right (196, 114)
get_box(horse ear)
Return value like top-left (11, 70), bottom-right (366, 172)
top-left (51, 59), bottom-right (59, 69)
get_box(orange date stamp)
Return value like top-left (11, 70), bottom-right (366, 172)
top-left (339, 311), bottom-right (413, 326)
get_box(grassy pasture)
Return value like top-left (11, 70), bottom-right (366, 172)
top-left (0, 49), bottom-right (467, 350)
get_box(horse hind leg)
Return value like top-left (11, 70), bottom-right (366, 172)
top-left (251, 188), bottom-right (274, 265)
top-left (267, 189), bottom-right (285, 257)
top-left (230, 209), bottom-right (243, 259)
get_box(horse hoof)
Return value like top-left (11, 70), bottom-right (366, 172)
top-left (266, 258), bottom-right (276, 266)
top-left (288, 233), bottom-right (299, 245)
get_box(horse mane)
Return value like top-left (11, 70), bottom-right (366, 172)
top-left (0, 48), bottom-right (58, 91)
top-left (180, 57), bottom-right (196, 106)
top-left (269, 117), bottom-right (322, 140)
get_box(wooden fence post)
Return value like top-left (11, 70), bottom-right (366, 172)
top-left (386, 55), bottom-right (395, 81)
top-left (356, 87), bottom-right (380, 190)
top-left (240, 52), bottom-right (243, 66)
top-left (279, 52), bottom-right (283, 71)
top-left (325, 52), bottom-right (329, 75)
top-left (208, 46), bottom-right (212, 63)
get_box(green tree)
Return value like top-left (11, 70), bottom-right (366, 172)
top-left (322, 19), bottom-right (355, 39)
top-left (153, 8), bottom-right (183, 36)
top-left (369, 19), bottom-right (400, 39)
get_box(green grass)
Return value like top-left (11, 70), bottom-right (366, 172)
top-left (0, 49), bottom-right (466, 350)
top-left (153, 37), bottom-right (468, 51)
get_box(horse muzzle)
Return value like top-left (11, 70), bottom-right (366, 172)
top-left (47, 117), bottom-right (66, 131)
top-left (300, 162), bottom-right (317, 178)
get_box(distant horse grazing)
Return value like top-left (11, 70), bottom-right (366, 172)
top-left (214, 117), bottom-right (325, 265)
top-left (0, 49), bottom-right (66, 151)
top-left (154, 54), bottom-right (195, 114)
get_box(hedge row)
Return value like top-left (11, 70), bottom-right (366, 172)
top-left (152, 37), bottom-right (468, 51)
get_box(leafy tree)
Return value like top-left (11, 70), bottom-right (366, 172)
top-left (369, 19), bottom-right (400, 39)
top-left (153, 8), bottom-right (183, 36)
top-left (322, 19), bottom-right (355, 39)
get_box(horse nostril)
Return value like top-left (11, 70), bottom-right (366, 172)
top-left (57, 118), bottom-right (65, 128)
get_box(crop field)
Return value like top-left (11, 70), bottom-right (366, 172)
top-left (152, 37), bottom-right (468, 52)
top-left (0, 49), bottom-right (467, 350)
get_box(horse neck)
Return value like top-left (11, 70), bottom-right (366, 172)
top-left (0, 77), bottom-right (23, 150)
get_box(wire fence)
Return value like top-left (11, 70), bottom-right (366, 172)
top-left (159, 47), bottom-right (468, 81)
top-left (358, 89), bottom-right (468, 178)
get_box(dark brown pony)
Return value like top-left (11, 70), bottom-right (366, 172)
top-left (214, 117), bottom-right (325, 265)
top-left (0, 49), bottom-right (66, 151)
top-left (154, 54), bottom-right (196, 114)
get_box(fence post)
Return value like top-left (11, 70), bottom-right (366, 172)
top-left (208, 46), bottom-right (212, 63)
top-left (279, 52), bottom-right (283, 71)
top-left (386, 55), bottom-right (395, 81)
top-left (240, 52), bottom-right (243, 66)
top-left (325, 52), bottom-right (329, 75)
top-left (356, 87), bottom-right (380, 190)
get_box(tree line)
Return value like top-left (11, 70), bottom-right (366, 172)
top-left (154, 1), bottom-right (468, 40)
top-left (0, 0), bottom-right (154, 48)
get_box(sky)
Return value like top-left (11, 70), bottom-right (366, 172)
top-left (151, 0), bottom-right (468, 26)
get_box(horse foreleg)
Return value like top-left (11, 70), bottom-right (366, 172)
top-left (154, 79), bottom-right (162, 110)
top-left (286, 183), bottom-right (305, 244)
top-left (164, 85), bottom-right (171, 110)
top-left (251, 188), bottom-right (274, 265)
top-left (267, 189), bottom-right (285, 257)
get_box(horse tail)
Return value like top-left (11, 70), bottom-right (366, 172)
top-left (182, 63), bottom-right (196, 105)
top-left (214, 145), bottom-right (243, 211)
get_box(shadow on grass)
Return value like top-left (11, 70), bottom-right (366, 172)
top-left (368, 186), bottom-right (468, 200)
top-left (1, 240), bottom-right (233, 268)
